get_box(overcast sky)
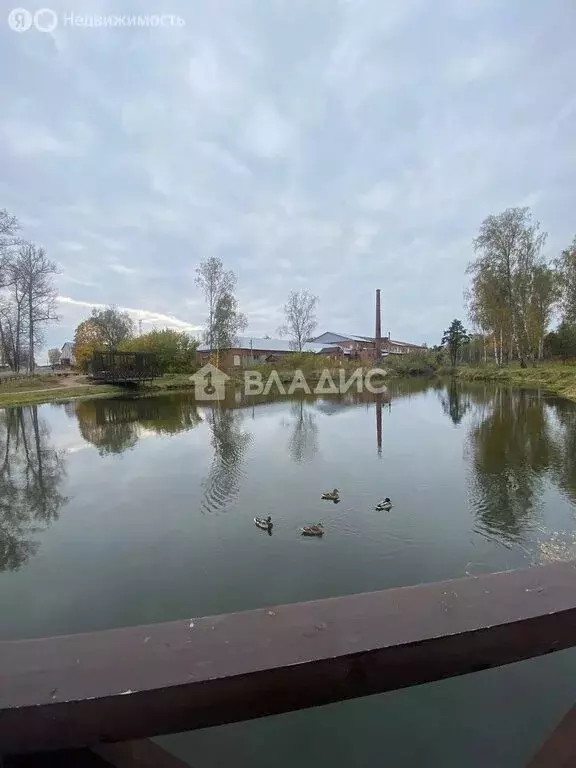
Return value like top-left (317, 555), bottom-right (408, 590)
top-left (1, 0), bottom-right (575, 355)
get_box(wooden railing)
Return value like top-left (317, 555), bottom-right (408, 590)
top-left (2, 562), bottom-right (576, 766)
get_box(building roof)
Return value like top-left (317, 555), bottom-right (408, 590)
top-left (197, 337), bottom-right (326, 354)
top-left (311, 332), bottom-right (424, 349)
top-left (61, 341), bottom-right (74, 352)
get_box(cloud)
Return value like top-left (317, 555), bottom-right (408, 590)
top-left (241, 103), bottom-right (294, 159)
top-left (57, 296), bottom-right (203, 333)
top-left (1, 0), bottom-right (575, 356)
top-left (108, 263), bottom-right (137, 276)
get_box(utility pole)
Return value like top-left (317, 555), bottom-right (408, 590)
top-left (138, 320), bottom-right (143, 336)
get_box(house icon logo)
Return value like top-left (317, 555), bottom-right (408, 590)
top-left (190, 363), bottom-right (229, 400)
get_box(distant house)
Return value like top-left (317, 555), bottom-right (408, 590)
top-left (61, 341), bottom-right (75, 367)
top-left (197, 337), bottom-right (330, 368)
top-left (310, 332), bottom-right (425, 361)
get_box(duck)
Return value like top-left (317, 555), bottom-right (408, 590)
top-left (375, 497), bottom-right (392, 511)
top-left (254, 516), bottom-right (273, 531)
top-left (300, 523), bottom-right (324, 537)
top-left (321, 489), bottom-right (340, 502)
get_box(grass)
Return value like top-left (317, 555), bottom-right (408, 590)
top-left (0, 385), bottom-right (124, 407)
top-left (0, 372), bottom-right (198, 408)
top-left (139, 373), bottom-right (196, 392)
top-left (0, 374), bottom-right (65, 392)
top-left (454, 361), bottom-right (576, 401)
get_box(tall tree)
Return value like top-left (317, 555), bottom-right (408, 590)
top-left (195, 258), bottom-right (246, 355)
top-left (545, 322), bottom-right (576, 362)
top-left (468, 207), bottom-right (548, 365)
top-left (525, 263), bottom-right (558, 360)
top-left (442, 319), bottom-right (470, 367)
top-left (212, 291), bottom-right (247, 352)
top-left (73, 319), bottom-right (104, 371)
top-left (555, 236), bottom-right (576, 324)
top-left (0, 260), bottom-right (28, 372)
top-left (0, 208), bottom-right (20, 284)
top-left (16, 242), bottom-right (59, 373)
top-left (277, 290), bottom-right (319, 351)
top-left (90, 306), bottom-right (134, 348)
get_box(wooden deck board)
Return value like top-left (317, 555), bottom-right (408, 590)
top-left (2, 562), bottom-right (576, 755)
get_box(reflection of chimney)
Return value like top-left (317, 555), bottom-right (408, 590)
top-left (375, 289), bottom-right (381, 359)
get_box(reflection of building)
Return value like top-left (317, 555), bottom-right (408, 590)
top-left (60, 341), bottom-right (75, 367)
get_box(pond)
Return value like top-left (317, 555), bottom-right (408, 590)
top-left (1, 379), bottom-right (575, 766)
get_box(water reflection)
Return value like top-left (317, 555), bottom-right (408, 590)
top-left (74, 396), bottom-right (202, 455)
top-left (0, 406), bottom-right (67, 571)
top-left (285, 400), bottom-right (318, 464)
top-left (201, 407), bottom-right (253, 513)
top-left (438, 379), bottom-right (472, 426)
top-left (466, 387), bottom-right (573, 545)
top-left (548, 398), bottom-right (576, 506)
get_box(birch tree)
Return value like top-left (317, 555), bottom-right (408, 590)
top-left (195, 257), bottom-right (246, 353)
top-left (277, 290), bottom-right (319, 351)
top-left (468, 208), bottom-right (550, 365)
top-left (555, 236), bottom-right (576, 323)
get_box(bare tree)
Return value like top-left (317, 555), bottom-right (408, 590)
top-left (16, 242), bottom-right (59, 373)
top-left (0, 209), bottom-right (20, 285)
top-left (0, 251), bottom-right (27, 371)
top-left (277, 290), bottom-right (319, 351)
top-left (195, 257), bottom-right (246, 352)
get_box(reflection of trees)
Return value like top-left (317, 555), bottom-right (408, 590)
top-left (74, 396), bottom-right (201, 455)
top-left (466, 388), bottom-right (555, 543)
top-left (286, 400), bottom-right (318, 463)
top-left (439, 379), bottom-right (471, 425)
top-left (201, 408), bottom-right (252, 513)
top-left (0, 406), bottom-right (67, 571)
top-left (547, 397), bottom-right (576, 505)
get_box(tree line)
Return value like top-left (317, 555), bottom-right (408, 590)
top-left (0, 209), bottom-right (59, 373)
top-left (443, 207), bottom-right (576, 366)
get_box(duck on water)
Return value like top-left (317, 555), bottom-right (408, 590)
top-left (300, 523), bottom-right (324, 537)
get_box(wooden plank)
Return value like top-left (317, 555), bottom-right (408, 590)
top-left (526, 704), bottom-right (576, 767)
top-left (2, 562), bottom-right (576, 755)
top-left (3, 749), bottom-right (111, 766)
top-left (93, 739), bottom-right (192, 767)
top-left (2, 740), bottom-right (189, 767)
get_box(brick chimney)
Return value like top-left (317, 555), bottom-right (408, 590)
top-left (375, 289), bottom-right (381, 360)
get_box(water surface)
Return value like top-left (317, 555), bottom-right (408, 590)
top-left (1, 379), bottom-right (575, 766)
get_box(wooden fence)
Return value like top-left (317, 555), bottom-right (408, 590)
top-left (2, 562), bottom-right (576, 766)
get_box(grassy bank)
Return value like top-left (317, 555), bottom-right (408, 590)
top-left (454, 363), bottom-right (576, 401)
top-left (0, 372), bottom-right (199, 408)
top-left (0, 385), bottom-right (125, 407)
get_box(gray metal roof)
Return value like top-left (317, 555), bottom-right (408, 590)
top-left (198, 337), bottom-right (326, 354)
